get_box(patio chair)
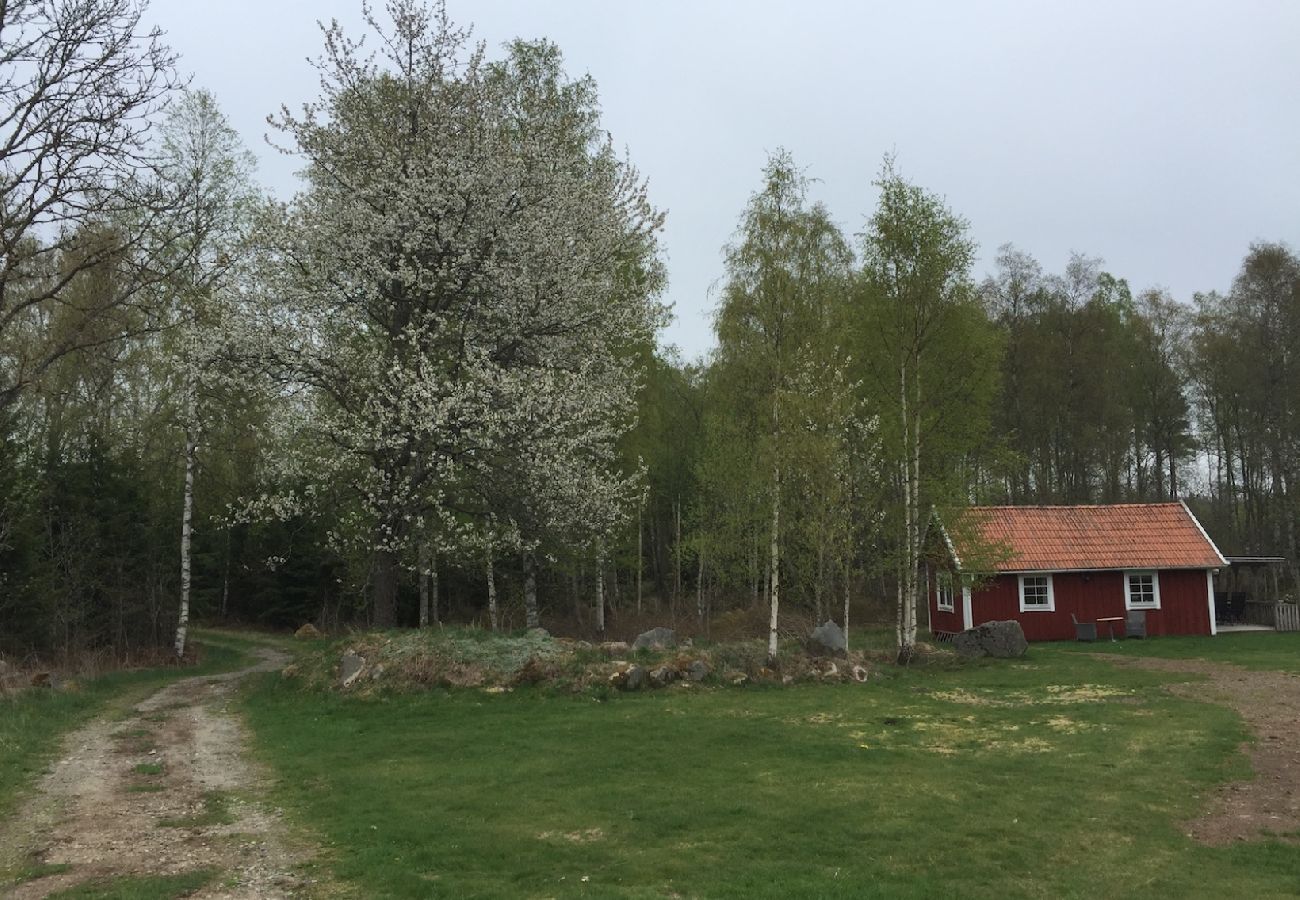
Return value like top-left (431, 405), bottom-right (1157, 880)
top-left (1071, 614), bottom-right (1097, 642)
top-left (1125, 609), bottom-right (1146, 639)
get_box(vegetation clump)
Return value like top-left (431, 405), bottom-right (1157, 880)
top-left (280, 627), bottom-right (930, 696)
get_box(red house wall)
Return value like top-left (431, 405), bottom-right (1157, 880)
top-left (963, 568), bottom-right (1212, 641)
top-left (927, 567), bottom-right (965, 634)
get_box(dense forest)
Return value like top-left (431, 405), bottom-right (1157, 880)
top-left (2, 0), bottom-right (1297, 662)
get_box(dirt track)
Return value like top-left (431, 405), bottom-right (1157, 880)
top-left (1, 645), bottom-right (325, 898)
top-left (1110, 655), bottom-right (1300, 845)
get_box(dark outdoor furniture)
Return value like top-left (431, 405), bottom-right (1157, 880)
top-left (1097, 616), bottom-right (1124, 641)
top-left (1071, 614), bottom-right (1097, 642)
top-left (1126, 609), bottom-right (1147, 639)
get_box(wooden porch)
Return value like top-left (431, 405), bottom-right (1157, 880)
top-left (1215, 556), bottom-right (1297, 632)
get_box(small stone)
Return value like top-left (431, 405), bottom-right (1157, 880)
top-left (623, 665), bottom-right (648, 691)
top-left (600, 641), bottom-right (630, 657)
top-left (686, 660), bottom-right (710, 682)
top-left (340, 650), bottom-right (366, 688)
top-left (648, 665), bottom-right (677, 688)
top-left (782, 675), bottom-right (795, 685)
top-left (850, 664), bottom-right (869, 683)
top-left (294, 623), bottom-right (322, 639)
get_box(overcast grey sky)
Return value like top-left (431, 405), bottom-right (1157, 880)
top-left (153, 0), bottom-right (1299, 360)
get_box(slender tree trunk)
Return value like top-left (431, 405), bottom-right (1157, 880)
top-left (900, 358), bottom-right (923, 664)
top-left (696, 546), bottom-right (705, 624)
top-left (768, 459), bottom-right (781, 664)
top-left (430, 550), bottom-right (439, 624)
top-left (524, 551), bottom-right (539, 629)
top-left (372, 545), bottom-right (399, 628)
top-left (636, 503), bottom-right (643, 614)
top-left (842, 564), bottom-right (851, 653)
top-left (595, 545), bottom-right (606, 635)
top-left (174, 426), bottom-right (196, 658)
top-left (418, 541), bottom-right (431, 628)
top-left (486, 553), bottom-right (497, 632)
top-left (219, 527), bottom-right (230, 621)
top-left (767, 390), bottom-right (783, 663)
top-left (674, 499), bottom-right (682, 606)
top-left (814, 541), bottom-right (825, 622)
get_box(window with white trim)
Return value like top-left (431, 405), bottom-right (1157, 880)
top-left (1019, 573), bottom-right (1055, 612)
top-left (937, 573), bottom-right (955, 612)
top-left (1125, 570), bottom-right (1161, 610)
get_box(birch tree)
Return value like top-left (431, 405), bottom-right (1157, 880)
top-left (711, 152), bottom-right (853, 663)
top-left (152, 90), bottom-right (259, 657)
top-left (245, 2), bottom-right (664, 626)
top-left (857, 158), bottom-right (994, 664)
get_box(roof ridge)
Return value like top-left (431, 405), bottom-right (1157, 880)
top-left (964, 502), bottom-right (1186, 511)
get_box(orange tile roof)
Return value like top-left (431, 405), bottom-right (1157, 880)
top-left (947, 502), bottom-right (1227, 572)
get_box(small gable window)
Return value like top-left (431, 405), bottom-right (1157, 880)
top-left (1125, 571), bottom-right (1161, 610)
top-left (937, 573), bottom-right (955, 612)
top-left (1019, 574), bottom-right (1054, 612)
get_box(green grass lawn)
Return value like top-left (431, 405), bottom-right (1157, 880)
top-left (1058, 630), bottom-right (1300, 673)
top-left (0, 637), bottom-right (247, 824)
top-left (241, 637), bottom-right (1300, 899)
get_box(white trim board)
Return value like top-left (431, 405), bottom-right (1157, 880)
top-left (1182, 500), bottom-right (1230, 567)
top-left (1206, 569), bottom-right (1218, 637)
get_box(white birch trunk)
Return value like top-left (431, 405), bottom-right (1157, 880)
top-left (595, 545), bottom-right (606, 634)
top-left (768, 460), bottom-right (781, 664)
top-left (842, 565), bottom-right (851, 653)
top-left (174, 426), bottom-right (196, 659)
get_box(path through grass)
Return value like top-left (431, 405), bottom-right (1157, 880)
top-left (242, 639), bottom-right (1300, 898)
top-left (0, 639), bottom-right (245, 824)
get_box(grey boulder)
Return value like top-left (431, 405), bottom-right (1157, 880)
top-left (952, 620), bottom-right (1028, 659)
top-left (807, 620), bottom-right (847, 658)
top-left (632, 627), bottom-right (676, 651)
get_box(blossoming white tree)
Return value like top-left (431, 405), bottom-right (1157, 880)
top-left (248, 1), bottom-right (664, 626)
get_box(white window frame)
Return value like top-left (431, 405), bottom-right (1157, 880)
top-left (1018, 573), bottom-right (1055, 612)
top-left (1124, 570), bottom-right (1161, 610)
top-left (937, 572), bottom-right (955, 612)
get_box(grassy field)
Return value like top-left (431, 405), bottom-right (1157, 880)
top-left (0, 636), bottom-right (248, 823)
top-left (241, 636), bottom-right (1300, 898)
top-left (1060, 630), bottom-right (1300, 673)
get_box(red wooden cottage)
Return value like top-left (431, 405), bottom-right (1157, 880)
top-left (928, 502), bottom-right (1228, 641)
